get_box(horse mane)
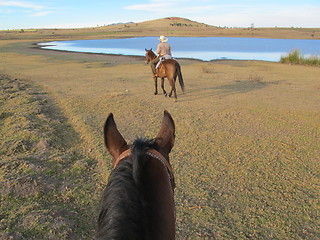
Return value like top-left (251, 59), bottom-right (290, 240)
top-left (97, 138), bottom-right (159, 240)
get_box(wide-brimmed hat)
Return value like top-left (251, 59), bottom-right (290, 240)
top-left (158, 35), bottom-right (168, 42)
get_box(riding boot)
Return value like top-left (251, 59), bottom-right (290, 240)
top-left (151, 64), bottom-right (157, 75)
top-left (150, 56), bottom-right (160, 75)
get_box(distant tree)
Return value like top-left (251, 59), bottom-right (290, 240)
top-left (170, 22), bottom-right (192, 27)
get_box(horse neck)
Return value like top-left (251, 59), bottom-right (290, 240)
top-left (141, 158), bottom-right (176, 240)
top-left (148, 51), bottom-right (157, 60)
top-left (132, 139), bottom-right (175, 239)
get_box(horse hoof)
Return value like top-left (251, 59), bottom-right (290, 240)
top-left (154, 92), bottom-right (158, 95)
top-left (164, 93), bottom-right (168, 97)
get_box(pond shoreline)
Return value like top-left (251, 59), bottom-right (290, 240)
top-left (32, 42), bottom-right (207, 64)
top-left (36, 37), bottom-right (320, 62)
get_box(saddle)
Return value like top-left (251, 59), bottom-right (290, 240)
top-left (156, 54), bottom-right (172, 69)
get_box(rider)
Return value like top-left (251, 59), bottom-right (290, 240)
top-left (151, 35), bottom-right (172, 75)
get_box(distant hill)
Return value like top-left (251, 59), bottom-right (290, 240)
top-left (134, 17), bottom-right (216, 28)
top-left (108, 22), bottom-right (135, 26)
top-left (96, 17), bottom-right (319, 39)
top-left (97, 17), bottom-right (219, 37)
top-left (1, 16), bottom-right (319, 40)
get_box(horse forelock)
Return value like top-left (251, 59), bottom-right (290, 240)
top-left (97, 159), bottom-right (145, 239)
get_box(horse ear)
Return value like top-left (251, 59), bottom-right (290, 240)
top-left (104, 113), bottom-right (128, 162)
top-left (156, 110), bottom-right (175, 158)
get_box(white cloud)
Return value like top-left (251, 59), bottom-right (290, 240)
top-left (31, 11), bottom-right (53, 17)
top-left (125, 2), bottom-right (243, 16)
top-left (125, 2), bottom-right (172, 11)
top-left (194, 5), bottom-right (320, 28)
top-left (0, 1), bottom-right (44, 10)
top-left (126, 1), bottom-right (320, 28)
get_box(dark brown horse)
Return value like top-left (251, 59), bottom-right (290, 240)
top-left (97, 110), bottom-right (176, 240)
top-left (145, 49), bottom-right (185, 101)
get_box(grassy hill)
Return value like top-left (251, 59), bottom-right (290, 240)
top-left (1, 17), bottom-right (319, 40)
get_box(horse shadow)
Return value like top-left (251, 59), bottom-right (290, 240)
top-left (179, 78), bottom-right (280, 102)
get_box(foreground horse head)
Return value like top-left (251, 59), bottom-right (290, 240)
top-left (97, 110), bottom-right (176, 240)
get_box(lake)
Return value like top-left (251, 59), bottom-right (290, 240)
top-left (38, 37), bottom-right (320, 62)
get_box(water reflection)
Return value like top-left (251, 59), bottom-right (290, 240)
top-left (38, 37), bottom-right (320, 62)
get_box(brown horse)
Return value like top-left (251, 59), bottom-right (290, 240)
top-left (97, 110), bottom-right (176, 240)
top-left (145, 49), bottom-right (185, 101)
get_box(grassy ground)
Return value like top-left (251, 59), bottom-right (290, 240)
top-left (1, 28), bottom-right (320, 239)
top-left (0, 74), bottom-right (104, 239)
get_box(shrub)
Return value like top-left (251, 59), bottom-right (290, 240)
top-left (280, 49), bottom-right (320, 66)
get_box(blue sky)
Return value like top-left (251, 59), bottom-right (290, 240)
top-left (1, 0), bottom-right (319, 30)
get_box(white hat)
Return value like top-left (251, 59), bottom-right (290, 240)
top-left (158, 35), bottom-right (168, 42)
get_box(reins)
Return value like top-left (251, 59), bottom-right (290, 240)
top-left (114, 148), bottom-right (175, 190)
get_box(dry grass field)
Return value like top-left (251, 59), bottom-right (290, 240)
top-left (1, 18), bottom-right (320, 239)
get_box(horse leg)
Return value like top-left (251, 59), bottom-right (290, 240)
top-left (173, 76), bottom-right (178, 100)
top-left (167, 78), bottom-right (177, 101)
top-left (154, 76), bottom-right (158, 95)
top-left (168, 79), bottom-right (173, 96)
top-left (172, 83), bottom-right (177, 101)
top-left (168, 79), bottom-right (173, 97)
top-left (161, 78), bottom-right (167, 96)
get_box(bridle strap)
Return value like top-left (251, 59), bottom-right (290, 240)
top-left (113, 149), bottom-right (131, 169)
top-left (113, 148), bottom-right (175, 190)
top-left (146, 149), bottom-right (175, 189)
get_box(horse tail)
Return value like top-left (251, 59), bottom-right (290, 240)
top-left (175, 62), bottom-right (185, 93)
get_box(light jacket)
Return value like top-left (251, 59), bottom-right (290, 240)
top-left (156, 42), bottom-right (172, 57)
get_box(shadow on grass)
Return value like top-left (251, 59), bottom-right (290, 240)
top-left (180, 79), bottom-right (280, 102)
top-left (0, 75), bottom-right (98, 239)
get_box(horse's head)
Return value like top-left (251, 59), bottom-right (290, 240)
top-left (98, 111), bottom-right (176, 239)
top-left (145, 48), bottom-right (156, 64)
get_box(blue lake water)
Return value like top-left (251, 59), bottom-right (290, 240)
top-left (38, 37), bottom-right (320, 62)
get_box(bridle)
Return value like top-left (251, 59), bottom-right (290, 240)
top-left (145, 50), bottom-right (156, 64)
top-left (114, 148), bottom-right (175, 190)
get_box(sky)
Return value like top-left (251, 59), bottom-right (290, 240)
top-left (1, 0), bottom-right (320, 30)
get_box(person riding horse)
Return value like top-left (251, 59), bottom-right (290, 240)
top-left (150, 36), bottom-right (172, 75)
